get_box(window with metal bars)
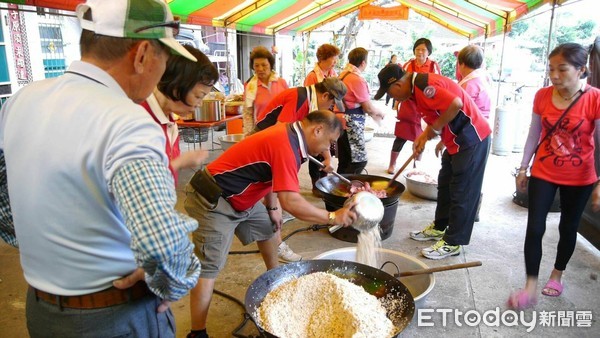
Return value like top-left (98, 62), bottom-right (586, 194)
top-left (38, 23), bottom-right (66, 78)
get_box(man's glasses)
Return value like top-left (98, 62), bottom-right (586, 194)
top-left (134, 21), bottom-right (180, 36)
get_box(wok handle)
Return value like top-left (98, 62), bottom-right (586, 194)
top-left (328, 225), bottom-right (343, 233)
top-left (308, 155), bottom-right (352, 185)
top-left (397, 261), bottom-right (482, 277)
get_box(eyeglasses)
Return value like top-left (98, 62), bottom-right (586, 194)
top-left (134, 21), bottom-right (180, 35)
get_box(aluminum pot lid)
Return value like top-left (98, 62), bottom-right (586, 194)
top-left (351, 191), bottom-right (384, 223)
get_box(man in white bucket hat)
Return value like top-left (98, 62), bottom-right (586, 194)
top-left (0, 0), bottom-right (199, 337)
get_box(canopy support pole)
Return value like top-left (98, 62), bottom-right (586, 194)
top-left (303, 31), bottom-right (310, 81)
top-left (543, 0), bottom-right (558, 87)
top-left (495, 25), bottom-right (508, 107)
top-left (224, 28), bottom-right (232, 94)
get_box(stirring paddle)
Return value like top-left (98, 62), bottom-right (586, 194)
top-left (387, 153), bottom-right (417, 187)
top-left (308, 155), bottom-right (363, 188)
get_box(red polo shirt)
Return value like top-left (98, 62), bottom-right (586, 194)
top-left (412, 73), bottom-right (491, 154)
top-left (207, 122), bottom-right (308, 211)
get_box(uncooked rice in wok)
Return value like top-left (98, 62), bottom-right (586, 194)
top-left (257, 272), bottom-right (396, 338)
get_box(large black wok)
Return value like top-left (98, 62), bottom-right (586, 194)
top-left (315, 174), bottom-right (405, 206)
top-left (245, 259), bottom-right (415, 337)
top-left (316, 174), bottom-right (405, 242)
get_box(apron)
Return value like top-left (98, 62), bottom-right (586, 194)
top-left (339, 71), bottom-right (368, 163)
top-left (344, 108), bottom-right (367, 163)
top-left (394, 99), bottom-right (423, 141)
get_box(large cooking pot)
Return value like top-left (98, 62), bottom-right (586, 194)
top-left (316, 174), bottom-right (404, 206)
top-left (245, 260), bottom-right (415, 337)
top-left (194, 99), bottom-right (222, 121)
top-left (315, 174), bottom-right (405, 242)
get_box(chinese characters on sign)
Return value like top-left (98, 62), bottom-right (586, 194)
top-left (8, 4), bottom-right (32, 85)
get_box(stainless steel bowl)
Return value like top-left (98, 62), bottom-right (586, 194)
top-left (346, 191), bottom-right (384, 231)
top-left (403, 170), bottom-right (438, 201)
top-left (218, 133), bottom-right (244, 151)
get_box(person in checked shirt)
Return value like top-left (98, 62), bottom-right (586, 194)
top-left (0, 0), bottom-right (200, 337)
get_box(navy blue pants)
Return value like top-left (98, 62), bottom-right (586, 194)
top-left (433, 137), bottom-right (490, 245)
top-left (524, 176), bottom-right (594, 276)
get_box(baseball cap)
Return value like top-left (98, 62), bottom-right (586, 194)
top-left (76, 0), bottom-right (197, 62)
top-left (321, 77), bottom-right (347, 112)
top-left (373, 64), bottom-right (405, 100)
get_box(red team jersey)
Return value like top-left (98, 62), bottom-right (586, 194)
top-left (411, 73), bottom-right (491, 155)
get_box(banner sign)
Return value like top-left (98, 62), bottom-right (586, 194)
top-left (358, 5), bottom-right (409, 21)
top-left (8, 4), bottom-right (33, 85)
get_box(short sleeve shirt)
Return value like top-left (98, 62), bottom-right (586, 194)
top-left (0, 61), bottom-right (168, 294)
top-left (304, 68), bottom-right (338, 86)
top-left (403, 58), bottom-right (441, 75)
top-left (247, 77), bottom-right (289, 118)
top-left (255, 87), bottom-right (310, 130)
top-left (340, 71), bottom-right (370, 109)
top-left (207, 122), bottom-right (308, 211)
top-left (461, 77), bottom-right (491, 119)
top-left (412, 73), bottom-right (491, 154)
top-left (531, 85), bottom-right (600, 185)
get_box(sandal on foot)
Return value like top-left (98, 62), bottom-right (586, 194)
top-left (541, 279), bottom-right (563, 297)
top-left (507, 290), bottom-right (537, 310)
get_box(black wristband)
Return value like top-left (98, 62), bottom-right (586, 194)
top-left (266, 206), bottom-right (278, 211)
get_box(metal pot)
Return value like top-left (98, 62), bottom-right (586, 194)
top-left (224, 101), bottom-right (244, 115)
top-left (244, 260), bottom-right (415, 337)
top-left (194, 99), bottom-right (222, 121)
top-left (315, 174), bottom-right (405, 206)
top-left (403, 170), bottom-right (438, 201)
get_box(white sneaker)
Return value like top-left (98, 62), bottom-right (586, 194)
top-left (421, 239), bottom-right (461, 260)
top-left (277, 242), bottom-right (302, 262)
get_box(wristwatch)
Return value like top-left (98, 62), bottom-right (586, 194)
top-left (327, 211), bottom-right (336, 225)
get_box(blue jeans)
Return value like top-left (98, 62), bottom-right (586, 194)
top-left (26, 288), bottom-right (175, 338)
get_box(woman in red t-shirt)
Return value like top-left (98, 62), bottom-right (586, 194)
top-left (508, 43), bottom-right (600, 309)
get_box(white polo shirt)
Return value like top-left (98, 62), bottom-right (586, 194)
top-left (0, 61), bottom-right (168, 295)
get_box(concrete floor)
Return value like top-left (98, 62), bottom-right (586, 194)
top-left (1, 103), bottom-right (599, 337)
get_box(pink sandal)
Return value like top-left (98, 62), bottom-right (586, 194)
top-left (507, 290), bottom-right (537, 310)
top-left (541, 279), bottom-right (563, 297)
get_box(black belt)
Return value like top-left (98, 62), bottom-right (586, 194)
top-left (190, 168), bottom-right (223, 205)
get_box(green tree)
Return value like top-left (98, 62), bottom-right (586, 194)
top-left (436, 51), bottom-right (457, 79)
top-left (508, 21), bottom-right (529, 38)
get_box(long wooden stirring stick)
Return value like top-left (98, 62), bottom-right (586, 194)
top-left (387, 153), bottom-right (417, 187)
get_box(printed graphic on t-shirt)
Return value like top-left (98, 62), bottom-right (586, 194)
top-left (539, 117), bottom-right (584, 167)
